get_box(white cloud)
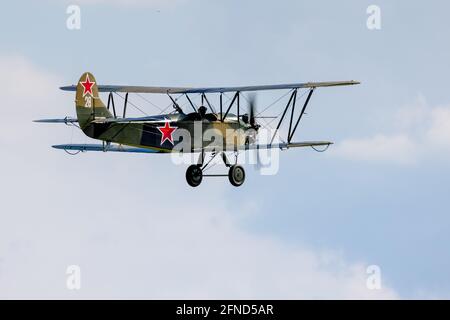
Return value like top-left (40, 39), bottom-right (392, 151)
top-left (0, 54), bottom-right (64, 147)
top-left (0, 54), bottom-right (398, 299)
top-left (427, 107), bottom-right (450, 148)
top-left (0, 54), bottom-right (60, 109)
top-left (331, 96), bottom-right (450, 165)
top-left (333, 134), bottom-right (417, 165)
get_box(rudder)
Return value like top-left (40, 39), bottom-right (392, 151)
top-left (75, 72), bottom-right (112, 130)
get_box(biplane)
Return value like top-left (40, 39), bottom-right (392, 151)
top-left (35, 72), bottom-right (359, 187)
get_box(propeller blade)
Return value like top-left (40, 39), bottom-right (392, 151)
top-left (249, 93), bottom-right (256, 127)
top-left (247, 93), bottom-right (260, 131)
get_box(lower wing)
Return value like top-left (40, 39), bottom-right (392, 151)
top-left (52, 141), bottom-right (332, 154)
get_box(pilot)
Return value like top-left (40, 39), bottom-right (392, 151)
top-left (198, 106), bottom-right (207, 118)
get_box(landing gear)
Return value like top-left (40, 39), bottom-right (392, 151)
top-left (228, 165), bottom-right (245, 187)
top-left (186, 152), bottom-right (246, 187)
top-left (186, 164), bottom-right (203, 187)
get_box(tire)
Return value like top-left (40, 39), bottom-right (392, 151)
top-left (228, 165), bottom-right (245, 187)
top-left (186, 165), bottom-right (203, 187)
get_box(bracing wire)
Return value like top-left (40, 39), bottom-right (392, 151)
top-left (136, 93), bottom-right (164, 113)
top-left (114, 92), bottom-right (149, 116)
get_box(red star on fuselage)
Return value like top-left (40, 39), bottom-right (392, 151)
top-left (80, 74), bottom-right (95, 96)
top-left (157, 122), bottom-right (177, 145)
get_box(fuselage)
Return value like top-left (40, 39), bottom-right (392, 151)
top-left (82, 112), bottom-right (256, 153)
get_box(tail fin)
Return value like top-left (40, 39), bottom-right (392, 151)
top-left (75, 72), bottom-right (112, 130)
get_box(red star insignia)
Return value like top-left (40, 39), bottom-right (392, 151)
top-left (157, 122), bottom-right (177, 145)
top-left (80, 74), bottom-right (95, 96)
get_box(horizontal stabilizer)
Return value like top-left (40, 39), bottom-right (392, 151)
top-left (34, 117), bottom-right (78, 124)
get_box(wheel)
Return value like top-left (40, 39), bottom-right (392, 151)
top-left (228, 165), bottom-right (245, 187)
top-left (186, 165), bottom-right (203, 187)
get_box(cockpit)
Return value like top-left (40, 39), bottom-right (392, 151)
top-left (182, 106), bottom-right (220, 122)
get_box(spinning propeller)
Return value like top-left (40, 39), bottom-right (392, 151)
top-left (242, 93), bottom-right (260, 131)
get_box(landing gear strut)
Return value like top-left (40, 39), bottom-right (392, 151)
top-left (185, 152), bottom-right (246, 187)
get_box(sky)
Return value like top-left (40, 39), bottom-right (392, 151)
top-left (0, 0), bottom-right (449, 299)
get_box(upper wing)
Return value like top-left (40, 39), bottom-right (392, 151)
top-left (60, 81), bottom-right (360, 94)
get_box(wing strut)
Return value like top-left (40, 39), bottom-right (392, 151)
top-left (289, 88), bottom-right (314, 142)
top-left (270, 88), bottom-right (315, 145)
top-left (270, 89), bottom-right (297, 144)
top-left (222, 91), bottom-right (239, 121)
top-left (185, 94), bottom-right (198, 113)
top-left (287, 90), bottom-right (298, 141)
top-left (202, 93), bottom-right (216, 113)
top-left (107, 92), bottom-right (117, 118)
top-left (168, 94), bottom-right (185, 114)
top-left (220, 93), bottom-right (223, 120)
top-left (123, 93), bottom-right (129, 118)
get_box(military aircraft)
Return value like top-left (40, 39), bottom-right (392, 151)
top-left (35, 72), bottom-right (359, 187)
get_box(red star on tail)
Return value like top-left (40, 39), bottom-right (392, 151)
top-left (157, 122), bottom-right (177, 145)
top-left (80, 74), bottom-right (95, 96)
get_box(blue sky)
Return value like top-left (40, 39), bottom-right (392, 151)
top-left (0, 0), bottom-right (449, 298)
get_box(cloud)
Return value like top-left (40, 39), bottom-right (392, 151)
top-left (0, 54), bottom-right (64, 147)
top-left (333, 134), bottom-right (417, 165)
top-left (331, 95), bottom-right (450, 165)
top-left (0, 54), bottom-right (60, 109)
top-left (426, 107), bottom-right (450, 148)
top-left (0, 54), bottom-right (398, 299)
